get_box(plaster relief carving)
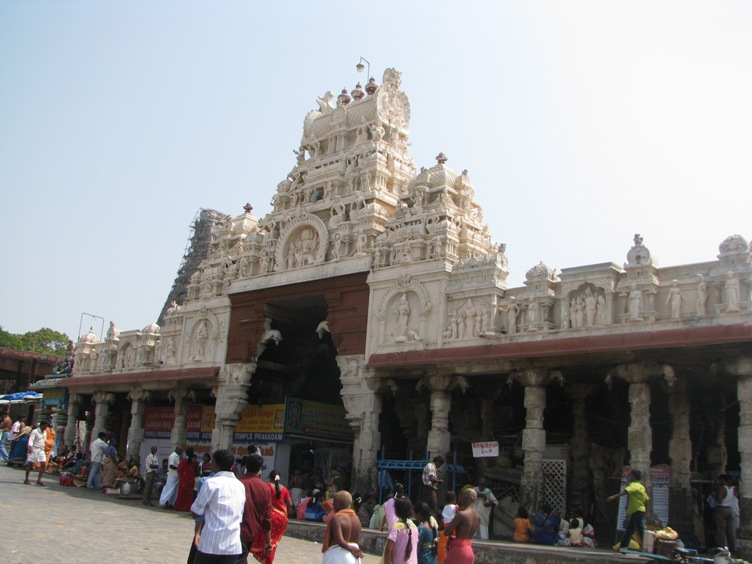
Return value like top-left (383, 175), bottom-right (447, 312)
top-left (275, 213), bottom-right (328, 270)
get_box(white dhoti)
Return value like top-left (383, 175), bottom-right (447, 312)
top-left (26, 449), bottom-right (47, 464)
top-left (159, 475), bottom-right (179, 507)
top-left (322, 544), bottom-right (361, 564)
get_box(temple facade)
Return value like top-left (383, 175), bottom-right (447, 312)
top-left (61, 68), bottom-right (752, 547)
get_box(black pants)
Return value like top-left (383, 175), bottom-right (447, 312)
top-left (620, 510), bottom-right (645, 548)
top-left (192, 550), bottom-right (242, 564)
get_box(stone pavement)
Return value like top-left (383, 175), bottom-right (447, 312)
top-left (0, 463), bottom-right (380, 564)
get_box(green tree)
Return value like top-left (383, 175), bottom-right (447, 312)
top-left (0, 326), bottom-right (70, 356)
top-left (0, 326), bottom-right (24, 350)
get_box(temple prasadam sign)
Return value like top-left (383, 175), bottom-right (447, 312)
top-left (471, 441), bottom-right (499, 458)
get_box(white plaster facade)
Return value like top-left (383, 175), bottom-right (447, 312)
top-left (62, 66), bottom-right (752, 550)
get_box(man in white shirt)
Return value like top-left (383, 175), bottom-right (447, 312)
top-left (142, 445), bottom-right (160, 506)
top-left (9, 415), bottom-right (26, 442)
top-left (24, 421), bottom-right (49, 486)
top-left (87, 431), bottom-right (109, 489)
top-left (159, 445), bottom-right (183, 508)
top-left (191, 449), bottom-right (246, 563)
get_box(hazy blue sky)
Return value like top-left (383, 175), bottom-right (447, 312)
top-left (1, 0), bottom-right (750, 342)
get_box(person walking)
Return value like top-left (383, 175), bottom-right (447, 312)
top-left (250, 469), bottom-right (292, 562)
top-left (237, 452), bottom-right (274, 563)
top-left (159, 445), bottom-right (183, 508)
top-left (321, 490), bottom-right (365, 564)
top-left (87, 431), bottom-right (108, 489)
top-left (190, 449), bottom-right (246, 564)
top-left (608, 469), bottom-right (649, 550)
top-left (24, 421), bottom-right (49, 486)
top-left (142, 445), bottom-right (160, 506)
top-left (443, 489), bottom-right (479, 564)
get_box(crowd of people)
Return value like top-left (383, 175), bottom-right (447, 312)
top-left (5, 409), bottom-right (744, 562)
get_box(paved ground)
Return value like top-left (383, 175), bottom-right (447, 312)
top-left (0, 463), bottom-right (380, 564)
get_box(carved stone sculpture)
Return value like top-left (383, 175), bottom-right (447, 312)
top-left (725, 272), bottom-right (741, 312)
top-left (666, 280), bottom-right (683, 319)
top-left (696, 274), bottom-right (707, 316)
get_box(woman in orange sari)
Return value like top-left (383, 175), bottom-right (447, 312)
top-left (251, 469), bottom-right (293, 563)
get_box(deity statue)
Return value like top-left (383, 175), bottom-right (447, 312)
top-left (595, 293), bottom-right (607, 325)
top-left (500, 297), bottom-right (520, 334)
top-left (666, 280), bottom-right (683, 319)
top-left (194, 320), bottom-right (209, 360)
top-left (584, 288), bottom-right (596, 326)
top-left (629, 284), bottom-right (642, 320)
top-left (696, 274), bottom-right (707, 316)
top-left (396, 294), bottom-right (410, 337)
top-left (725, 272), bottom-right (741, 312)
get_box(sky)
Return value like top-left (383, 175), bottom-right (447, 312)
top-left (1, 0), bottom-right (751, 342)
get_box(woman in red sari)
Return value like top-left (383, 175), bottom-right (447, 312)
top-left (175, 448), bottom-right (198, 511)
top-left (252, 469), bottom-right (293, 563)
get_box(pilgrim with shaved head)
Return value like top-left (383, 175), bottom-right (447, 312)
top-left (442, 488), bottom-right (479, 563)
top-left (321, 490), bottom-right (365, 563)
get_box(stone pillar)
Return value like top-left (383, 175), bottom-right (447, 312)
top-left (211, 363), bottom-right (253, 452)
top-left (509, 368), bottom-right (563, 511)
top-left (169, 386), bottom-right (195, 448)
top-left (480, 387), bottom-right (502, 439)
top-left (609, 363), bottom-right (661, 494)
top-left (426, 374), bottom-right (452, 458)
top-left (126, 387), bottom-right (151, 462)
top-left (338, 355), bottom-right (382, 495)
top-left (706, 392), bottom-right (728, 480)
top-left (718, 356), bottom-right (752, 559)
top-left (64, 393), bottom-right (82, 448)
top-left (567, 383), bottom-right (593, 514)
top-left (668, 378), bottom-right (694, 534)
top-left (91, 391), bottom-right (115, 439)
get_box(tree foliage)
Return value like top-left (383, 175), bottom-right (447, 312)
top-left (0, 326), bottom-right (70, 356)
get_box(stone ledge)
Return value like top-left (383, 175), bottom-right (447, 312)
top-left (285, 520), bottom-right (651, 563)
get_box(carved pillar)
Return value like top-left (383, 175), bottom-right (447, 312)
top-left (426, 374), bottom-right (452, 458)
top-left (339, 355), bottom-right (383, 494)
top-left (126, 387), bottom-right (151, 462)
top-left (91, 391), bottom-right (115, 439)
top-left (667, 378), bottom-right (693, 534)
top-left (706, 392), bottom-right (728, 480)
top-left (169, 386), bottom-right (195, 447)
top-left (211, 363), bottom-right (253, 452)
top-left (567, 383), bottom-right (593, 513)
top-left (64, 393), bottom-right (83, 448)
top-left (509, 368), bottom-right (563, 511)
top-left (718, 356), bottom-right (752, 558)
top-left (668, 380), bottom-right (691, 489)
top-left (609, 362), bottom-right (668, 510)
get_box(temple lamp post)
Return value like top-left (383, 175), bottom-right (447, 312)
top-left (356, 57), bottom-right (371, 79)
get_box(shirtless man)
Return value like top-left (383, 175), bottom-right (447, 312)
top-left (322, 490), bottom-right (364, 563)
top-left (443, 488), bottom-right (480, 563)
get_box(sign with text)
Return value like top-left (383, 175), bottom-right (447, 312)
top-left (186, 405), bottom-right (211, 442)
top-left (284, 397), bottom-right (353, 441)
top-left (233, 404), bottom-right (285, 442)
top-left (471, 441), bottom-right (499, 458)
top-left (144, 406), bottom-right (174, 439)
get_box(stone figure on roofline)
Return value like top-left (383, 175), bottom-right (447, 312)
top-left (725, 272), bottom-right (741, 312)
top-left (696, 274), bottom-right (707, 316)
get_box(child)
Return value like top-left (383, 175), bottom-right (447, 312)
top-left (512, 507), bottom-right (532, 543)
top-left (568, 518), bottom-right (585, 547)
top-left (438, 491), bottom-right (458, 563)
